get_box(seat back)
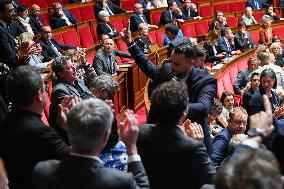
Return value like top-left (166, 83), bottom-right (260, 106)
top-left (78, 24), bottom-right (95, 48)
top-left (198, 3), bottom-right (213, 17)
top-left (194, 20), bottom-right (209, 36)
top-left (213, 2), bottom-right (230, 14)
top-left (69, 7), bottom-right (82, 22)
top-left (181, 22), bottom-right (196, 38)
top-left (229, 1), bottom-right (246, 13)
top-left (79, 5), bottom-right (96, 21)
top-left (150, 8), bottom-right (165, 25)
top-left (109, 17), bottom-right (124, 32)
top-left (155, 28), bottom-right (165, 47)
top-left (61, 27), bottom-right (80, 47)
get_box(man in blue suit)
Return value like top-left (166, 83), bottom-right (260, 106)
top-left (218, 27), bottom-right (241, 56)
top-left (122, 25), bottom-right (216, 153)
top-left (247, 0), bottom-right (270, 10)
top-left (130, 3), bottom-right (157, 32)
top-left (50, 2), bottom-right (79, 29)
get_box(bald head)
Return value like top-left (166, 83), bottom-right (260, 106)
top-left (103, 39), bottom-right (114, 54)
top-left (31, 4), bottom-right (40, 16)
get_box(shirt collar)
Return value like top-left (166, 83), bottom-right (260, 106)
top-left (70, 152), bottom-right (104, 164)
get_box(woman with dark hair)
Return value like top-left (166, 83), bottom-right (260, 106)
top-left (265, 5), bottom-right (282, 21)
top-left (208, 10), bottom-right (229, 32)
top-left (219, 91), bottom-right (235, 124)
top-left (203, 29), bottom-right (226, 64)
top-left (250, 68), bottom-right (282, 116)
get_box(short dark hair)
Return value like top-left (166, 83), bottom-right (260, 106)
top-left (165, 23), bottom-right (179, 36)
top-left (5, 66), bottom-right (43, 107)
top-left (194, 45), bottom-right (206, 58)
top-left (174, 43), bottom-right (196, 59)
top-left (259, 68), bottom-right (277, 93)
top-left (51, 56), bottom-right (71, 76)
top-left (151, 80), bottom-right (188, 124)
top-left (238, 21), bottom-right (246, 29)
top-left (0, 0), bottom-right (12, 13)
top-left (215, 149), bottom-right (282, 189)
top-left (167, 0), bottom-right (175, 7)
top-left (272, 36), bottom-right (281, 43)
top-left (250, 72), bottom-right (260, 81)
top-left (213, 99), bottom-right (223, 115)
top-left (220, 27), bottom-right (231, 37)
top-left (220, 91), bottom-right (233, 104)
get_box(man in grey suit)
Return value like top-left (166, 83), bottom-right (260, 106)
top-left (33, 99), bottom-right (150, 189)
top-left (93, 38), bottom-right (132, 76)
top-left (49, 56), bottom-right (92, 144)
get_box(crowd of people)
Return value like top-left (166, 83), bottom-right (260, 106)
top-left (0, 0), bottom-right (284, 188)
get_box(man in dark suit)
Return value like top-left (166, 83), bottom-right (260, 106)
top-left (234, 21), bottom-right (255, 52)
top-left (50, 2), bottom-right (78, 29)
top-left (181, 0), bottom-right (201, 20)
top-left (97, 10), bottom-right (119, 38)
top-left (159, 0), bottom-right (184, 25)
top-left (130, 3), bottom-right (157, 32)
top-left (218, 27), bottom-right (241, 56)
top-left (0, 0), bottom-right (17, 68)
top-left (33, 99), bottom-right (150, 189)
top-left (0, 66), bottom-right (69, 189)
top-left (29, 4), bottom-right (45, 34)
top-left (233, 57), bottom-right (259, 95)
top-left (94, 0), bottom-right (127, 19)
top-left (38, 26), bottom-right (77, 61)
top-left (93, 38), bottom-right (132, 75)
top-left (49, 56), bottom-right (92, 145)
top-left (247, 0), bottom-right (270, 10)
top-left (122, 27), bottom-right (216, 153)
top-left (137, 81), bottom-right (215, 189)
top-left (211, 107), bottom-right (247, 168)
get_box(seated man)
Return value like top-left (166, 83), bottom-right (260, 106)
top-left (211, 107), bottom-right (248, 168)
top-left (38, 26), bottom-right (78, 61)
top-left (159, 0), bottom-right (183, 25)
top-left (49, 56), bottom-right (92, 144)
top-left (134, 23), bottom-right (152, 54)
top-left (50, 2), bottom-right (78, 29)
top-left (181, 0), bottom-right (201, 20)
top-left (130, 3), bottom-right (157, 32)
top-left (0, 66), bottom-right (69, 189)
top-left (29, 4), bottom-right (46, 34)
top-left (10, 5), bottom-right (32, 38)
top-left (218, 27), bottom-right (241, 56)
top-left (94, 0), bottom-right (126, 19)
top-left (137, 81), bottom-right (216, 189)
top-left (93, 38), bottom-right (132, 76)
top-left (247, 0), bottom-right (270, 10)
top-left (234, 21), bottom-right (255, 52)
top-left (33, 99), bottom-right (150, 189)
top-left (233, 57), bottom-right (259, 95)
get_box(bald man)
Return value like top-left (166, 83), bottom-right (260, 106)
top-left (93, 38), bottom-right (132, 75)
top-left (29, 4), bottom-right (45, 34)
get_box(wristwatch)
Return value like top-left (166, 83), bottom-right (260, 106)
top-left (247, 128), bottom-right (265, 138)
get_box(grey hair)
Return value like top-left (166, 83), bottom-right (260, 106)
top-left (134, 3), bottom-right (142, 9)
top-left (51, 56), bottom-right (71, 75)
top-left (261, 15), bottom-right (270, 25)
top-left (245, 7), bottom-right (252, 12)
top-left (67, 98), bottom-right (114, 153)
top-left (89, 74), bottom-right (119, 92)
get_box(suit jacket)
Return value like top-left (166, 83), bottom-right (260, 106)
top-left (0, 109), bottom-right (69, 189)
top-left (181, 7), bottom-right (198, 20)
top-left (130, 13), bottom-right (149, 32)
top-left (159, 9), bottom-right (182, 25)
top-left (127, 43), bottom-right (216, 152)
top-left (217, 37), bottom-right (236, 55)
top-left (233, 69), bottom-right (251, 94)
top-left (211, 128), bottom-right (232, 169)
top-left (234, 31), bottom-right (255, 52)
top-left (203, 42), bottom-right (219, 63)
top-left (247, 0), bottom-right (269, 10)
top-left (29, 15), bottom-right (45, 34)
top-left (32, 155), bottom-right (149, 189)
top-left (50, 7), bottom-right (78, 29)
top-left (93, 48), bottom-right (132, 75)
top-left (94, 0), bottom-right (126, 19)
top-left (39, 37), bottom-right (76, 61)
top-left (9, 20), bottom-right (26, 38)
top-left (49, 79), bottom-right (91, 144)
top-left (242, 89), bottom-right (255, 115)
top-left (96, 22), bottom-right (119, 39)
top-left (137, 124), bottom-right (215, 189)
top-left (0, 25), bottom-right (16, 68)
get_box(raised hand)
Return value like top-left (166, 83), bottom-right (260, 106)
top-left (121, 20), bottom-right (132, 44)
top-left (182, 119), bottom-right (204, 142)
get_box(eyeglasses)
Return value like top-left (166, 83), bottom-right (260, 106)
top-left (43, 31), bottom-right (52, 33)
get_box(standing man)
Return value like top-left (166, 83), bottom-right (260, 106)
top-left (122, 24), bottom-right (216, 153)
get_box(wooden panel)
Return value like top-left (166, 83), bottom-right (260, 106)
top-left (114, 72), bottom-right (128, 122)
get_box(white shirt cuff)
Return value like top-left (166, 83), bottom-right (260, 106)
top-left (128, 154), bottom-right (141, 163)
top-left (242, 139), bottom-right (260, 149)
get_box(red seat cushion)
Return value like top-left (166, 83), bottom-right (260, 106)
top-left (78, 25), bottom-right (94, 48)
top-left (213, 3), bottom-right (230, 14)
top-left (69, 7), bottom-right (82, 22)
top-left (181, 23), bottom-right (196, 38)
top-left (109, 18), bottom-right (124, 32)
top-left (155, 29), bottom-right (165, 47)
top-left (226, 16), bottom-right (238, 28)
top-left (86, 52), bottom-right (96, 65)
top-left (253, 12), bottom-right (264, 23)
top-left (30, 0), bottom-right (48, 8)
top-left (79, 5), bottom-right (96, 21)
top-left (229, 1), bottom-right (246, 13)
top-left (151, 11), bottom-right (163, 26)
top-left (53, 33), bottom-right (64, 44)
top-left (121, 0), bottom-right (137, 11)
top-left (148, 31), bottom-right (157, 44)
top-left (194, 20), bottom-right (209, 36)
top-left (116, 41), bottom-right (133, 63)
top-left (91, 22), bottom-right (99, 43)
top-left (199, 4), bottom-right (213, 17)
top-left (40, 12), bottom-right (50, 26)
top-left (229, 65), bottom-right (239, 84)
top-left (273, 27), bottom-right (284, 39)
top-left (250, 30), bottom-right (259, 45)
top-left (62, 28), bottom-right (80, 47)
